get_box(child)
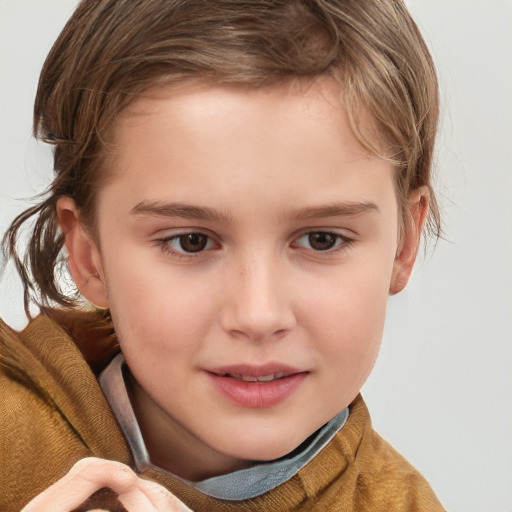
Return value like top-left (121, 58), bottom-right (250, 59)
top-left (1, 0), bottom-right (445, 510)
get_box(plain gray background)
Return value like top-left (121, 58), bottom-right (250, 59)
top-left (1, 1), bottom-right (511, 511)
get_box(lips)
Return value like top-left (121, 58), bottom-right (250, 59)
top-left (206, 364), bottom-right (308, 408)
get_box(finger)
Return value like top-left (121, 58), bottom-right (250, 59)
top-left (116, 485), bottom-right (158, 511)
top-left (137, 479), bottom-right (193, 512)
top-left (22, 458), bottom-right (138, 512)
top-left (70, 487), bottom-right (127, 512)
top-left (68, 458), bottom-right (139, 494)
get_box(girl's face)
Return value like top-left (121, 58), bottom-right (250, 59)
top-left (62, 78), bottom-right (421, 481)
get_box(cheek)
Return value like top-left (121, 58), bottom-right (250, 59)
top-left (302, 256), bottom-right (392, 382)
top-left (101, 251), bottom-right (220, 360)
top-left (318, 285), bottom-right (387, 358)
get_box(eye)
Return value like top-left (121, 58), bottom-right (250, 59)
top-left (159, 232), bottom-right (216, 255)
top-left (294, 231), bottom-right (348, 251)
top-left (176, 233), bottom-right (209, 252)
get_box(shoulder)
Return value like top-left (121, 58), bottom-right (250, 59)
top-left (337, 395), bottom-right (446, 511)
top-left (295, 395), bottom-right (445, 511)
top-left (0, 312), bottom-right (130, 511)
top-left (0, 315), bottom-right (93, 509)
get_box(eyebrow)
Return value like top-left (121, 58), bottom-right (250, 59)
top-left (131, 200), bottom-right (379, 223)
top-left (130, 201), bottom-right (233, 224)
top-left (291, 201), bottom-right (379, 220)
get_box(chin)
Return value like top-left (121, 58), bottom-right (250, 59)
top-left (216, 428), bottom-right (312, 463)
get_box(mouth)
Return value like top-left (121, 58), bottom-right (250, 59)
top-left (206, 364), bottom-right (308, 408)
top-left (217, 371), bottom-right (290, 382)
top-left (208, 363), bottom-right (305, 381)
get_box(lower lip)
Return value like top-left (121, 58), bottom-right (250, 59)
top-left (207, 372), bottom-right (308, 408)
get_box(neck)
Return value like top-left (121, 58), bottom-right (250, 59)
top-left (126, 372), bottom-right (253, 481)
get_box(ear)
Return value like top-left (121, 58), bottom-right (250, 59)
top-left (389, 187), bottom-right (429, 295)
top-left (56, 197), bottom-right (109, 308)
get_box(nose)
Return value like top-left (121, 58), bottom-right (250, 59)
top-left (219, 253), bottom-right (296, 342)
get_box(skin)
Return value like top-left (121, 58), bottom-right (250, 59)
top-left (21, 457), bottom-right (192, 512)
top-left (56, 78), bottom-right (427, 486)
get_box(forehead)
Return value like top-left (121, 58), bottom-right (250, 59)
top-left (112, 77), bottom-right (378, 167)
top-left (120, 78), bottom-right (347, 129)
top-left (98, 77), bottom-right (396, 222)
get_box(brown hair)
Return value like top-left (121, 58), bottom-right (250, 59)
top-left (2, 0), bottom-right (440, 315)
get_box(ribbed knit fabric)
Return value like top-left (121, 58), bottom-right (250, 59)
top-left (0, 312), bottom-right (445, 512)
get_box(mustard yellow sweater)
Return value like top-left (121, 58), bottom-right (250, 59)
top-left (0, 311), bottom-right (445, 511)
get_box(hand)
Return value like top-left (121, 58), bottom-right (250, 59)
top-left (21, 457), bottom-right (193, 512)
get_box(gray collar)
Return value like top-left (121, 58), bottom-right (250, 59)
top-left (99, 353), bottom-right (349, 501)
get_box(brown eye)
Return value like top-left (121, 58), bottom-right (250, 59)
top-left (178, 233), bottom-right (208, 252)
top-left (294, 231), bottom-right (345, 252)
top-left (307, 232), bottom-right (338, 251)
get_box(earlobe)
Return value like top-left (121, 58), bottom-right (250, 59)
top-left (56, 197), bottom-right (109, 308)
top-left (389, 187), bottom-right (429, 295)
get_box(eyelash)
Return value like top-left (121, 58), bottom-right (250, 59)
top-left (155, 230), bottom-right (353, 258)
top-left (292, 231), bottom-right (353, 253)
top-left (155, 232), bottom-right (218, 258)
